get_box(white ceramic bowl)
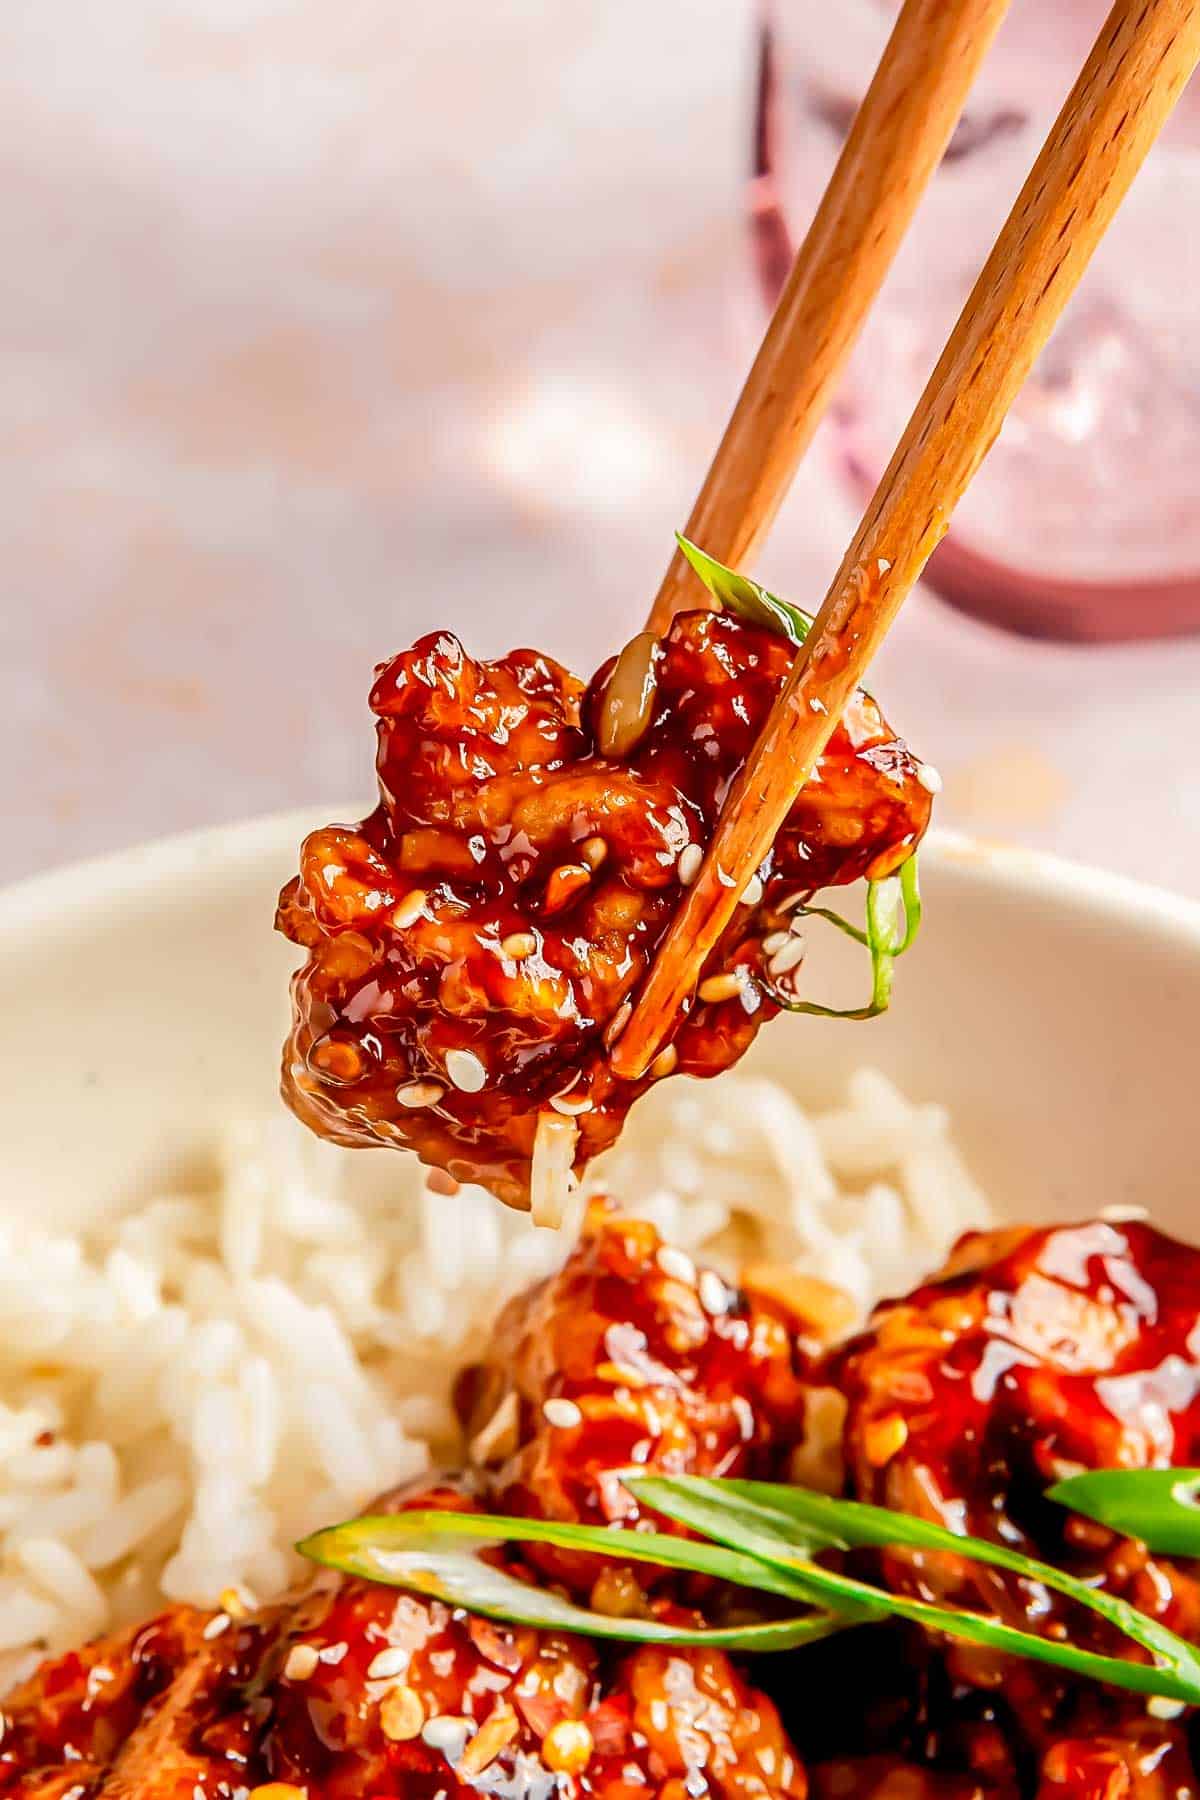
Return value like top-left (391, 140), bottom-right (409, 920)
top-left (2, 813), bottom-right (1197, 1237)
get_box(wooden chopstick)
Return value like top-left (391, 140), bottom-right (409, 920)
top-left (613, 0), bottom-right (1200, 1082)
top-left (646, 0), bottom-right (1014, 636)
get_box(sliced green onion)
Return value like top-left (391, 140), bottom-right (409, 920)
top-left (298, 1475), bottom-right (1200, 1705)
top-left (629, 1476), bottom-right (1200, 1706)
top-left (298, 1508), bottom-right (844, 1651)
top-left (675, 535), bottom-right (812, 648)
top-left (781, 855), bottom-right (921, 1022)
top-left (1048, 1468), bottom-right (1200, 1558)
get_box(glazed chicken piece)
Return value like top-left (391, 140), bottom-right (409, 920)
top-left (456, 1198), bottom-right (816, 1599)
top-left (830, 1219), bottom-right (1200, 1632)
top-left (0, 1487), bottom-right (809, 1800)
top-left (825, 1219), bottom-right (1200, 1793)
top-left (0, 1601), bottom-right (277, 1799)
top-left (262, 1527), bottom-right (810, 1800)
top-left (276, 610), bottom-right (931, 1208)
top-left (1036, 1724), bottom-right (1199, 1800)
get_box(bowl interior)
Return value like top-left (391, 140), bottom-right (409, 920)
top-left (3, 815), bottom-right (1197, 1239)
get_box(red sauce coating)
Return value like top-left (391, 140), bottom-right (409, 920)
top-left (276, 612), bottom-right (930, 1207)
top-left (826, 1220), bottom-right (1200, 1779)
top-left (0, 1486), bottom-right (806, 1800)
top-left (0, 1603), bottom-right (271, 1799)
top-left (8, 1218), bottom-right (1200, 1800)
top-left (262, 1536), bottom-right (807, 1800)
top-left (831, 1221), bottom-right (1200, 1593)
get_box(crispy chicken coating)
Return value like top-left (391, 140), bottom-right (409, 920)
top-left (277, 612), bottom-right (930, 1207)
top-left (0, 1488), bottom-right (807, 1800)
top-left (826, 1220), bottom-right (1200, 1792)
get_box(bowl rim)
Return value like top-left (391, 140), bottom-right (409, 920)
top-left (4, 811), bottom-right (1200, 952)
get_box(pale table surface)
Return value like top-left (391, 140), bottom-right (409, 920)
top-left (5, 0), bottom-right (1200, 893)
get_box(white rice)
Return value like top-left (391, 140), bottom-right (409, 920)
top-left (0, 1068), bottom-right (987, 1685)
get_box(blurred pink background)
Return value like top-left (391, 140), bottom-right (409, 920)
top-left (5, 0), bottom-right (1200, 890)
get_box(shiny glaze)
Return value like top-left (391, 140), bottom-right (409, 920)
top-left (0, 1603), bottom-right (272, 1798)
top-left (9, 1218), bottom-right (1200, 1800)
top-left (832, 1221), bottom-right (1200, 1573)
top-left (457, 1199), bottom-right (811, 1596)
top-left (828, 1220), bottom-right (1200, 1783)
top-left (264, 1561), bottom-right (805, 1800)
top-left (0, 1486), bottom-right (806, 1800)
top-left (276, 612), bottom-right (930, 1206)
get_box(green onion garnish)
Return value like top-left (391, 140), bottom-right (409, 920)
top-left (676, 534), bottom-right (813, 648)
top-left (298, 1506), bottom-right (846, 1652)
top-left (1049, 1468), bottom-right (1200, 1558)
top-left (782, 857), bottom-right (922, 1021)
top-left (298, 1474), bottom-right (1200, 1706)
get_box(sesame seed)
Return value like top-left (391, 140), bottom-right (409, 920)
top-left (597, 1360), bottom-right (649, 1388)
top-left (381, 1685), bottom-right (426, 1742)
top-left (284, 1644), bottom-right (320, 1681)
top-left (917, 763), bottom-right (943, 795)
top-left (769, 937), bottom-right (806, 977)
top-left (1100, 1204), bottom-right (1150, 1223)
top-left (544, 863), bottom-right (592, 914)
top-left (715, 865), bottom-right (736, 887)
top-left (445, 1049), bottom-right (487, 1093)
top-left (762, 931), bottom-right (790, 956)
top-left (603, 999), bottom-right (633, 1048)
top-left (543, 1719), bottom-right (594, 1775)
top-left (550, 1089), bottom-right (594, 1116)
top-left (698, 971), bottom-right (744, 1004)
top-left (459, 1702), bottom-right (520, 1775)
top-left (1148, 1696), bottom-right (1186, 1720)
top-left (741, 874), bottom-right (764, 907)
top-left (677, 844), bottom-right (704, 887)
top-left (469, 1391), bottom-right (520, 1467)
top-left (648, 1044), bottom-right (678, 1080)
top-left (500, 932), bottom-right (537, 961)
top-left (656, 1245), bottom-right (697, 1286)
top-left (579, 837), bottom-right (608, 871)
top-left (220, 1585), bottom-right (256, 1619)
top-left (543, 1397), bottom-right (583, 1429)
top-left (863, 1413), bottom-right (909, 1467)
top-left (698, 1270), bottom-right (731, 1316)
top-left (202, 1613), bottom-right (231, 1640)
top-left (367, 1647), bottom-right (409, 1681)
top-left (393, 889), bottom-right (428, 929)
top-left (396, 1080), bottom-right (445, 1108)
top-left (320, 1642), bottom-right (348, 1664)
top-left (421, 1714), bottom-right (473, 1757)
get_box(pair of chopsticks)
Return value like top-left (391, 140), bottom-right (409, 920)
top-left (611, 0), bottom-right (1200, 1082)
